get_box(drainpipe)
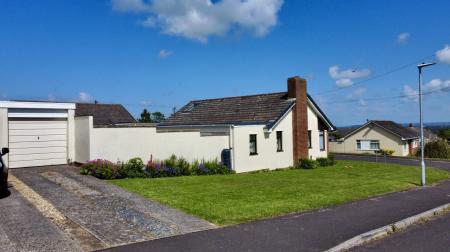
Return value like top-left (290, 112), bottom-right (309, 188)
top-left (229, 125), bottom-right (236, 171)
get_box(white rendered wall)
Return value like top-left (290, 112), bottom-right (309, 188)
top-left (89, 126), bottom-right (230, 164)
top-left (307, 105), bottom-right (328, 159)
top-left (232, 110), bottom-right (294, 173)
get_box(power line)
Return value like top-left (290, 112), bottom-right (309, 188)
top-left (320, 86), bottom-right (445, 105)
top-left (313, 53), bottom-right (436, 96)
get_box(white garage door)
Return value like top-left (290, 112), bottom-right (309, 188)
top-left (8, 119), bottom-right (68, 168)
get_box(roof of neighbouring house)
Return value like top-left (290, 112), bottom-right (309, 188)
top-left (75, 103), bottom-right (136, 126)
top-left (340, 120), bottom-right (419, 140)
top-left (159, 92), bottom-right (334, 129)
top-left (407, 126), bottom-right (439, 140)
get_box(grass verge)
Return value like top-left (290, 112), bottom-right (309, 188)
top-left (110, 160), bottom-right (450, 225)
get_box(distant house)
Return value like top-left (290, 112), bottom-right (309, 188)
top-left (330, 120), bottom-right (420, 156)
top-left (406, 123), bottom-right (440, 142)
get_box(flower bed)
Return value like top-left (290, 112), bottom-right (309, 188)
top-left (80, 154), bottom-right (234, 180)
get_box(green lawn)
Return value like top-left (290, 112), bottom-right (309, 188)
top-left (110, 160), bottom-right (450, 225)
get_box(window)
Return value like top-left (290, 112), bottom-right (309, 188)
top-left (357, 140), bottom-right (380, 150)
top-left (319, 131), bottom-right (325, 151)
top-left (276, 131), bottom-right (283, 152)
top-left (249, 134), bottom-right (258, 155)
top-left (308, 130), bottom-right (312, 149)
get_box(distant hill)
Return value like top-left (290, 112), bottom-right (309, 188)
top-left (338, 122), bottom-right (450, 131)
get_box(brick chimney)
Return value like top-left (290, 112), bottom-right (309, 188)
top-left (288, 76), bottom-right (309, 162)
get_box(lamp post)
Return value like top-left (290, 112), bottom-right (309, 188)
top-left (417, 62), bottom-right (435, 187)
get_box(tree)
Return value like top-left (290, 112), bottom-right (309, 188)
top-left (438, 129), bottom-right (450, 141)
top-left (138, 109), bottom-right (152, 123)
top-left (151, 112), bottom-right (165, 123)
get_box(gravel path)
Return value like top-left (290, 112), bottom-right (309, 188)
top-left (11, 166), bottom-right (215, 248)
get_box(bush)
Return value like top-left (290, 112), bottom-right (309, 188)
top-left (296, 158), bottom-right (318, 169)
top-left (316, 158), bottom-right (329, 167)
top-left (417, 140), bottom-right (450, 159)
top-left (80, 159), bottom-right (122, 179)
top-left (315, 154), bottom-right (336, 167)
top-left (120, 157), bottom-right (147, 178)
top-left (327, 153), bottom-right (336, 165)
top-left (378, 149), bottom-right (395, 156)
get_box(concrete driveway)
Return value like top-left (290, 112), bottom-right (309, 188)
top-left (2, 165), bottom-right (214, 251)
top-left (0, 187), bottom-right (82, 252)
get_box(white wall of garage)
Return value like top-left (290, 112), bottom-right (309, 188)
top-left (0, 101), bottom-right (75, 168)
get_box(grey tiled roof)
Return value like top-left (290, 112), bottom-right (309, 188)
top-left (159, 92), bottom-right (296, 127)
top-left (75, 103), bottom-right (136, 126)
top-left (371, 120), bottom-right (418, 139)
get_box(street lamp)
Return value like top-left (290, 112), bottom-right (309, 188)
top-left (417, 62), bottom-right (436, 187)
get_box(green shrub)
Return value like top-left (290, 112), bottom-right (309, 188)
top-left (316, 158), bottom-right (329, 167)
top-left (327, 153), bottom-right (336, 165)
top-left (80, 159), bottom-right (122, 179)
top-left (120, 158), bottom-right (147, 178)
top-left (417, 140), bottom-right (450, 159)
top-left (297, 158), bottom-right (318, 169)
top-left (378, 149), bottom-right (395, 156)
top-left (316, 154), bottom-right (336, 167)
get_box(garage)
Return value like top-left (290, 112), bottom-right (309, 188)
top-left (0, 101), bottom-right (76, 168)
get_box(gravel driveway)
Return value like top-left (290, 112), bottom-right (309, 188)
top-left (7, 165), bottom-right (215, 251)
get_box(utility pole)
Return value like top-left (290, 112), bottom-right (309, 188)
top-left (417, 62), bottom-right (436, 187)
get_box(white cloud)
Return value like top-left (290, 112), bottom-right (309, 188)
top-left (348, 87), bottom-right (367, 106)
top-left (140, 100), bottom-right (153, 106)
top-left (402, 79), bottom-right (450, 102)
top-left (158, 49), bottom-right (173, 59)
top-left (112, 0), bottom-right (284, 43)
top-left (402, 85), bottom-right (419, 102)
top-left (329, 65), bottom-right (371, 87)
top-left (397, 32), bottom-right (410, 44)
top-left (436, 45), bottom-right (450, 64)
top-left (78, 92), bottom-right (94, 102)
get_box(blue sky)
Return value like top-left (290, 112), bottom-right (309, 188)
top-left (1, 0), bottom-right (450, 126)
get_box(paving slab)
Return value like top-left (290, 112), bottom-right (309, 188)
top-left (11, 166), bottom-right (215, 248)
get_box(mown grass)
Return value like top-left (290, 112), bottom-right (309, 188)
top-left (110, 160), bottom-right (450, 225)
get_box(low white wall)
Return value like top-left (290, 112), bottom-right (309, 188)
top-left (233, 111), bottom-right (294, 173)
top-left (89, 126), bottom-right (230, 164)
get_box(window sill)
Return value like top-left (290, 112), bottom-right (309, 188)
top-left (277, 150), bottom-right (283, 152)
top-left (250, 153), bottom-right (258, 156)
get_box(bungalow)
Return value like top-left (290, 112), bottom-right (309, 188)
top-left (329, 120), bottom-right (420, 156)
top-left (0, 76), bottom-right (335, 173)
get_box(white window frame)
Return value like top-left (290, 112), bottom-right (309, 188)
top-left (357, 140), bottom-right (380, 151)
